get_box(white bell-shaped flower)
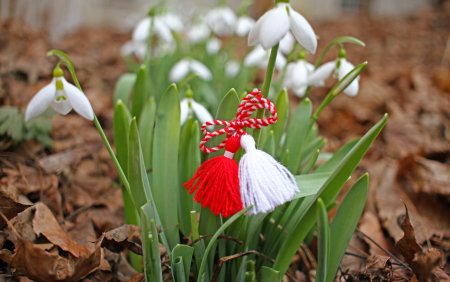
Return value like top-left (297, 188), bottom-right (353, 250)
top-left (279, 32), bottom-right (295, 55)
top-left (121, 40), bottom-right (147, 60)
top-left (187, 22), bottom-right (211, 44)
top-left (180, 90), bottom-right (213, 126)
top-left (25, 67), bottom-right (94, 121)
top-left (206, 37), bottom-right (222, 55)
top-left (307, 56), bottom-right (360, 97)
top-left (235, 16), bottom-right (255, 37)
top-left (248, 3), bottom-right (317, 53)
top-left (169, 59), bottom-right (212, 82)
top-left (244, 46), bottom-right (286, 71)
top-left (205, 6), bottom-right (237, 36)
top-left (283, 59), bottom-right (315, 97)
top-left (132, 14), bottom-right (182, 44)
top-left (225, 60), bottom-right (240, 77)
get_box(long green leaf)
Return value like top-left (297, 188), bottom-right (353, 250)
top-left (172, 244), bottom-right (194, 282)
top-left (326, 174), bottom-right (369, 281)
top-left (152, 83), bottom-right (181, 249)
top-left (273, 114), bottom-right (387, 274)
top-left (141, 204), bottom-right (163, 282)
top-left (179, 119), bottom-right (201, 236)
top-left (139, 97), bottom-right (157, 170)
top-left (259, 266), bottom-right (280, 282)
top-left (293, 172), bottom-right (332, 199)
top-left (114, 73), bottom-right (136, 104)
top-left (316, 198), bottom-right (329, 282)
top-left (131, 65), bottom-right (150, 121)
top-left (283, 98), bottom-right (312, 173)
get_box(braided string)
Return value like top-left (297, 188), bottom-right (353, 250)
top-left (199, 89), bottom-right (278, 153)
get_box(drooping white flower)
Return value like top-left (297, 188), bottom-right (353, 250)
top-left (205, 6), bottom-right (237, 36)
top-left (180, 97), bottom-right (213, 126)
top-left (187, 22), bottom-right (211, 44)
top-left (244, 46), bottom-right (286, 71)
top-left (169, 59), bottom-right (212, 82)
top-left (307, 57), bottom-right (360, 96)
top-left (121, 40), bottom-right (147, 60)
top-left (206, 37), bottom-right (222, 55)
top-left (225, 60), bottom-right (240, 77)
top-left (283, 59), bottom-right (316, 97)
top-left (235, 16), bottom-right (255, 37)
top-left (25, 67), bottom-right (94, 121)
top-left (133, 13), bottom-right (183, 45)
top-left (248, 3), bottom-right (317, 53)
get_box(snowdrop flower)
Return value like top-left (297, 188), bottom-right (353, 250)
top-left (283, 59), bottom-right (315, 97)
top-left (205, 6), bottom-right (237, 36)
top-left (248, 2), bottom-right (317, 53)
top-left (225, 60), bottom-right (240, 77)
top-left (180, 90), bottom-right (213, 126)
top-left (244, 46), bottom-right (286, 71)
top-left (307, 50), bottom-right (360, 96)
top-left (187, 22), bottom-right (211, 44)
top-left (25, 67), bottom-right (94, 121)
top-left (206, 37), bottom-right (222, 55)
top-left (235, 16), bottom-right (255, 37)
top-left (133, 14), bottom-right (182, 44)
top-left (121, 40), bottom-right (147, 60)
top-left (169, 59), bottom-right (212, 82)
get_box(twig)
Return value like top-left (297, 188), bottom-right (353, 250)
top-left (356, 229), bottom-right (412, 271)
top-left (191, 234), bottom-right (244, 246)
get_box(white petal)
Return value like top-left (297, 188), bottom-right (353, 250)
top-left (206, 37), bottom-right (222, 55)
top-left (293, 85), bottom-right (308, 97)
top-left (236, 16), bottom-right (255, 37)
top-left (180, 99), bottom-right (189, 125)
top-left (288, 8), bottom-right (317, 54)
top-left (169, 59), bottom-right (190, 82)
top-left (25, 81), bottom-right (55, 121)
top-left (290, 61), bottom-right (309, 88)
top-left (307, 61), bottom-right (335, 85)
top-left (339, 59), bottom-right (359, 97)
top-left (191, 100), bottom-right (213, 125)
top-left (190, 60), bottom-right (212, 80)
top-left (306, 62), bottom-right (315, 73)
top-left (244, 46), bottom-right (267, 67)
top-left (51, 95), bottom-right (72, 115)
top-left (161, 13), bottom-right (183, 32)
top-left (279, 32), bottom-right (295, 54)
top-left (206, 7), bottom-right (236, 36)
top-left (132, 18), bottom-right (151, 42)
top-left (248, 13), bottom-right (263, 46)
top-left (283, 63), bottom-right (296, 88)
top-left (62, 78), bottom-right (94, 120)
top-left (225, 60), bottom-right (240, 77)
top-left (187, 23), bottom-right (210, 44)
top-left (154, 19), bottom-right (173, 43)
top-left (254, 5), bottom-right (290, 50)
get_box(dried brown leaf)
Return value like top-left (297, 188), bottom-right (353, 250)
top-left (101, 225), bottom-right (142, 255)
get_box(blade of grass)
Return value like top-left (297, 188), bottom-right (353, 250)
top-left (138, 97), bottom-right (156, 170)
top-left (114, 73), bottom-right (136, 104)
top-left (141, 204), bottom-right (163, 282)
top-left (172, 244), bottom-right (194, 282)
top-left (131, 65), bottom-right (150, 121)
top-left (316, 198), bottom-right (329, 282)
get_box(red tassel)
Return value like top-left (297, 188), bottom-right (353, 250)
top-left (184, 135), bottom-right (243, 218)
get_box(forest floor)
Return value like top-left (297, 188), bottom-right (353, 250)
top-left (0, 4), bottom-right (449, 281)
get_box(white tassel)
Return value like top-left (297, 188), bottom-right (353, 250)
top-left (239, 135), bottom-right (299, 215)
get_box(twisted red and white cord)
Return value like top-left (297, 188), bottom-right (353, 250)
top-left (199, 89), bottom-right (278, 154)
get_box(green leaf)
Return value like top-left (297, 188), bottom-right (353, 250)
top-left (272, 89), bottom-right (289, 155)
top-left (197, 207), bottom-right (251, 282)
top-left (273, 114), bottom-right (387, 274)
top-left (172, 244), bottom-right (194, 282)
top-left (179, 119), bottom-right (201, 236)
top-left (316, 198), bottom-right (329, 282)
top-left (261, 130), bottom-right (275, 156)
top-left (132, 65), bottom-right (150, 121)
top-left (139, 97), bottom-right (157, 170)
top-left (141, 204), bottom-right (163, 282)
top-left (283, 98), bottom-right (312, 173)
top-left (259, 266), bottom-right (280, 282)
top-left (190, 211), bottom-right (207, 278)
top-left (113, 100), bottom-right (131, 175)
top-left (114, 73), bottom-right (136, 104)
top-left (152, 83), bottom-right (181, 249)
top-left (293, 172), bottom-right (332, 199)
top-left (326, 174), bottom-right (369, 281)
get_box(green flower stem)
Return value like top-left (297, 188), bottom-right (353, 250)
top-left (253, 43), bottom-right (279, 145)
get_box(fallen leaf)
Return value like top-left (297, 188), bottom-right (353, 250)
top-left (395, 204), bottom-right (422, 264)
top-left (101, 225), bottom-right (142, 255)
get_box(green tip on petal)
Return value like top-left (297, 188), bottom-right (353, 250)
top-left (52, 66), bottom-right (64, 77)
top-left (55, 79), bottom-right (64, 90)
